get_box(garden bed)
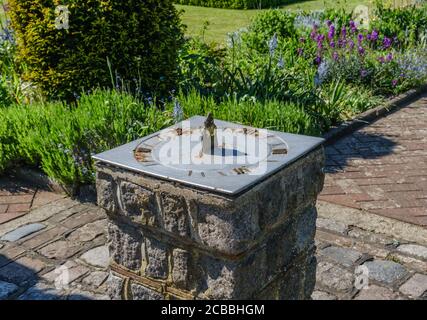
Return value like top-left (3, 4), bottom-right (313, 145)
top-left (1, 2), bottom-right (427, 194)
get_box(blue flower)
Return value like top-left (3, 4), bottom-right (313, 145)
top-left (268, 33), bottom-right (278, 57)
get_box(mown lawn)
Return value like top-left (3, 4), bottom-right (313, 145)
top-left (177, 0), bottom-right (374, 43)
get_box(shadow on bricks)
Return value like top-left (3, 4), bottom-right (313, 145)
top-left (0, 254), bottom-right (88, 300)
top-left (325, 132), bottom-right (398, 174)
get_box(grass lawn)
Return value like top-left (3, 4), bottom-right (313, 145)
top-left (177, 0), bottom-right (374, 43)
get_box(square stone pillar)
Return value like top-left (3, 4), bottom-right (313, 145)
top-left (93, 116), bottom-right (325, 300)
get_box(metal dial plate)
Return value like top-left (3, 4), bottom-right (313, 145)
top-left (93, 116), bottom-right (324, 195)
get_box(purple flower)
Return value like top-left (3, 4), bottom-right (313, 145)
top-left (326, 20), bottom-right (332, 27)
top-left (332, 51), bottom-right (339, 61)
top-left (358, 46), bottom-right (365, 55)
top-left (378, 56), bottom-right (385, 63)
top-left (330, 41), bottom-right (336, 48)
top-left (314, 55), bottom-right (322, 65)
top-left (310, 25), bottom-right (318, 40)
top-left (297, 48), bottom-right (304, 56)
top-left (338, 38), bottom-right (346, 48)
top-left (299, 37), bottom-right (306, 43)
top-left (348, 39), bottom-right (355, 50)
top-left (392, 79), bottom-right (398, 87)
top-left (358, 34), bottom-right (364, 43)
top-left (341, 26), bottom-right (347, 38)
top-left (360, 69), bottom-right (368, 78)
top-left (317, 34), bottom-right (325, 42)
top-left (349, 20), bottom-right (357, 33)
top-left (371, 30), bottom-right (379, 41)
top-left (383, 36), bottom-right (392, 49)
top-left (367, 34), bottom-right (372, 41)
top-left (328, 27), bottom-right (335, 39)
top-left (328, 25), bottom-right (335, 40)
top-left (386, 53), bottom-right (393, 62)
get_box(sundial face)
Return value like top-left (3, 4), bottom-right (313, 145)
top-left (93, 116), bottom-right (324, 195)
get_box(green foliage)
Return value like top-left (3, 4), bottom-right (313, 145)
top-left (0, 89), bottom-right (327, 190)
top-left (242, 10), bottom-right (297, 51)
top-left (8, 0), bottom-right (184, 101)
top-left (0, 90), bottom-right (173, 191)
top-left (372, 1), bottom-right (427, 47)
top-left (174, 0), bottom-right (288, 10)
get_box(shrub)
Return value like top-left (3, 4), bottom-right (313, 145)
top-left (8, 0), bottom-right (184, 101)
top-left (371, 1), bottom-right (427, 47)
top-left (242, 10), bottom-right (297, 51)
top-left (175, 0), bottom-right (288, 9)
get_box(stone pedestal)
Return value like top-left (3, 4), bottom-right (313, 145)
top-left (95, 146), bottom-right (324, 300)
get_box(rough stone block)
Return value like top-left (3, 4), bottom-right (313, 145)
top-left (196, 201), bottom-right (259, 255)
top-left (108, 222), bottom-right (142, 271)
top-left (172, 249), bottom-right (191, 290)
top-left (363, 260), bottom-right (408, 285)
top-left (96, 172), bottom-right (117, 213)
top-left (120, 181), bottom-right (157, 222)
top-left (106, 272), bottom-right (125, 300)
top-left (320, 246), bottom-right (362, 268)
top-left (145, 238), bottom-right (168, 280)
top-left (131, 282), bottom-right (164, 300)
top-left (161, 194), bottom-right (189, 237)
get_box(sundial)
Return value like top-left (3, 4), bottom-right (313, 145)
top-left (92, 115), bottom-right (324, 195)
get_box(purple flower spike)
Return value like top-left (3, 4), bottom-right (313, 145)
top-left (317, 34), bottom-right (325, 42)
top-left (310, 30), bottom-right (317, 40)
top-left (358, 46), bottom-right (365, 55)
top-left (349, 20), bottom-right (357, 33)
top-left (341, 26), bottom-right (347, 38)
top-left (378, 56), bottom-right (385, 63)
top-left (300, 37), bottom-right (306, 43)
top-left (328, 25), bottom-right (335, 40)
top-left (386, 53), bottom-right (393, 62)
top-left (361, 69), bottom-right (368, 78)
top-left (371, 30), bottom-right (379, 41)
top-left (314, 55), bottom-right (322, 65)
top-left (330, 41), bottom-right (336, 48)
top-left (332, 51), bottom-right (339, 61)
top-left (326, 20), bottom-right (332, 27)
top-left (358, 34), bottom-right (364, 43)
top-left (367, 34), bottom-right (372, 41)
top-left (392, 79), bottom-right (398, 87)
top-left (383, 36), bottom-right (392, 49)
top-left (297, 48), bottom-right (304, 56)
top-left (348, 39), bottom-right (355, 50)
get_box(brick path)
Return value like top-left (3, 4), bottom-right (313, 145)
top-left (0, 176), bottom-right (65, 224)
top-left (319, 93), bottom-right (427, 227)
top-left (0, 93), bottom-right (427, 300)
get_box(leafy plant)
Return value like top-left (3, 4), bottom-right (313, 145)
top-left (8, 0), bottom-right (184, 101)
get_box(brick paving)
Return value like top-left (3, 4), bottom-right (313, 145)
top-left (319, 93), bottom-right (427, 227)
top-left (0, 176), bottom-right (65, 224)
top-left (1, 94), bottom-right (427, 300)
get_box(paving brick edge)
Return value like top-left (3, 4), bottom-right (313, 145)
top-left (8, 83), bottom-right (427, 196)
top-left (323, 83), bottom-right (427, 145)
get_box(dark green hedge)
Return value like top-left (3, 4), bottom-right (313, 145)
top-left (175, 0), bottom-right (288, 9)
top-left (9, 0), bottom-right (184, 101)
